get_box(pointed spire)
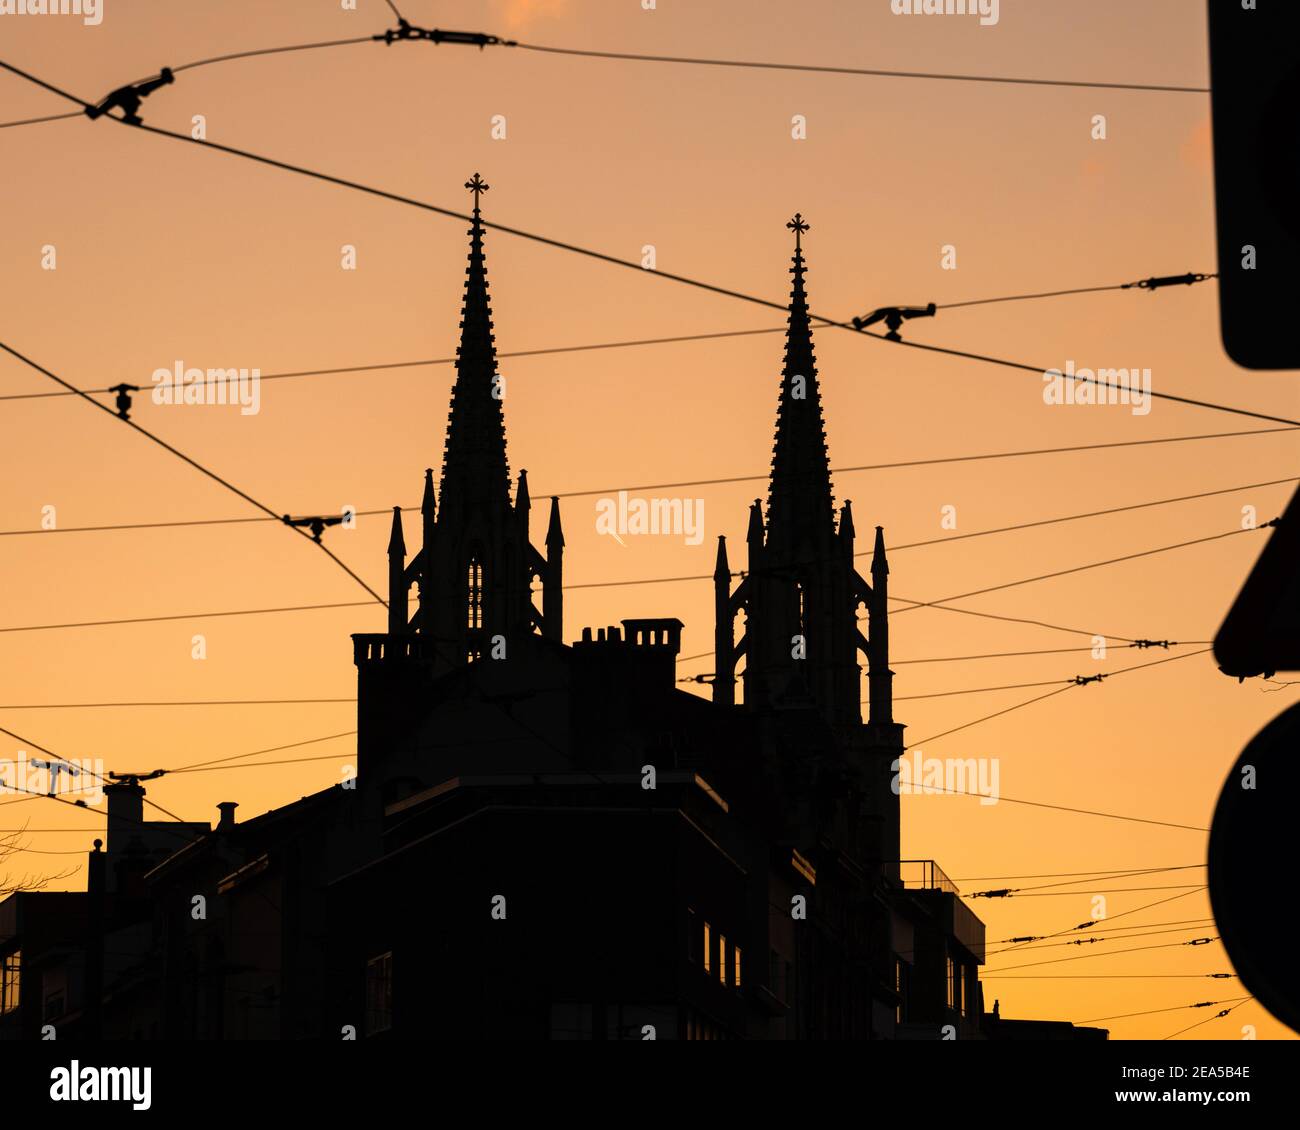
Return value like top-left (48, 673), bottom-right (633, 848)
top-left (714, 534), bottom-right (731, 581)
top-left (767, 214), bottom-right (835, 551)
top-left (388, 506), bottom-right (408, 634)
top-left (440, 173), bottom-right (511, 513)
top-left (867, 525), bottom-right (893, 726)
top-left (421, 467), bottom-right (436, 518)
top-left (839, 499), bottom-right (855, 541)
top-left (871, 525), bottom-right (889, 577)
top-left (516, 468), bottom-right (531, 515)
top-left (713, 534), bottom-right (736, 707)
top-left (546, 495), bottom-right (564, 549)
top-left (542, 495), bottom-right (564, 642)
top-left (387, 505), bottom-right (406, 556)
top-left (747, 498), bottom-right (765, 546)
top-left (417, 469), bottom-right (436, 636)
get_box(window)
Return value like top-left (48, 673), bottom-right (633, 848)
top-left (895, 959), bottom-right (910, 1025)
top-left (466, 559), bottom-right (483, 630)
top-left (703, 923), bottom-right (711, 975)
top-left (946, 954), bottom-right (957, 1011)
top-left (1, 951), bottom-right (19, 1014)
top-left (718, 934), bottom-right (727, 985)
top-left (365, 952), bottom-right (393, 1035)
top-left (733, 945), bottom-right (742, 990)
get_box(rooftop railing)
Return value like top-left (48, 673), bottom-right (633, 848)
top-left (897, 859), bottom-right (960, 896)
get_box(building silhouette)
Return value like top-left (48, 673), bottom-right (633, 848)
top-left (0, 178), bottom-right (1104, 1041)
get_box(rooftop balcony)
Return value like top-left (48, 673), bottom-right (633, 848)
top-left (898, 859), bottom-right (960, 896)
top-left (896, 859), bottom-right (984, 962)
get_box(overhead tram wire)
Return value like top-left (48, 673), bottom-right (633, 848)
top-left (0, 722), bottom-right (191, 827)
top-left (883, 476), bottom-right (1297, 553)
top-left (0, 697), bottom-right (357, 710)
top-left (990, 889), bottom-right (1211, 961)
top-left (0, 691), bottom-right (1212, 827)
top-left (0, 327), bottom-right (788, 402)
top-left (0, 600), bottom-right (376, 635)
top-left (972, 886), bottom-right (1207, 898)
top-left (0, 721), bottom-right (112, 792)
top-left (0, 779), bottom-right (207, 849)
top-left (157, 748), bottom-right (1211, 827)
top-left (0, 720), bottom-right (368, 855)
top-left (902, 648), bottom-right (1213, 749)
top-left (886, 601), bottom-right (1131, 644)
top-left (129, 35), bottom-right (378, 87)
top-left (566, 522), bottom-right (1267, 602)
top-left (0, 740), bottom-right (1211, 830)
top-left (987, 917), bottom-right (1216, 943)
top-left (0, 33), bottom-right (1210, 135)
top-left (890, 642), bottom-right (1214, 667)
top-left (937, 275), bottom-right (1217, 311)
top-left (683, 637), bottom-right (1219, 672)
top-left (982, 937), bottom-right (1222, 975)
top-left (0, 516), bottom-right (1269, 635)
top-left (986, 922), bottom-right (1217, 950)
top-left (0, 642), bottom-right (1217, 715)
top-left (886, 775), bottom-right (1206, 832)
top-left (973, 864), bottom-right (1207, 892)
top-left (1, 460), bottom-right (1289, 546)
top-left (895, 678), bottom-right (1091, 702)
top-left (0, 273), bottom-right (1219, 404)
top-left (0, 723), bottom-right (178, 826)
top-left (1076, 998), bottom-right (1250, 1026)
top-left (115, 128), bottom-right (1300, 427)
top-left (2, 58), bottom-right (1286, 430)
top-left (0, 110), bottom-right (82, 130)
top-left (890, 529), bottom-right (1265, 617)
top-left (1162, 998), bottom-right (1252, 1040)
top-left (963, 867), bottom-right (1204, 883)
top-left (0, 32), bottom-right (381, 131)
top-left (506, 40), bottom-right (1210, 94)
top-left (984, 974), bottom-right (1236, 980)
top-left (895, 643), bottom-right (1218, 701)
top-left (0, 340), bottom-right (387, 609)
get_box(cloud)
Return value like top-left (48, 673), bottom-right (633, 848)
top-left (495, 0), bottom-right (571, 29)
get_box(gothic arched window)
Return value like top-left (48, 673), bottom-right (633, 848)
top-left (467, 558), bottom-right (483, 630)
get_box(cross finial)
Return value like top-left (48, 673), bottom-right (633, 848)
top-left (466, 172), bottom-right (490, 215)
top-left (787, 213), bottom-right (810, 250)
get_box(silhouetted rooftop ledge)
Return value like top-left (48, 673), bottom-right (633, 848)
top-left (383, 769), bottom-right (728, 819)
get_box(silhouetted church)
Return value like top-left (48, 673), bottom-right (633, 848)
top-left (0, 178), bottom-right (1104, 1041)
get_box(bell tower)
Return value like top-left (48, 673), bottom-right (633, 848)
top-left (372, 174), bottom-right (564, 675)
top-left (712, 215), bottom-right (892, 731)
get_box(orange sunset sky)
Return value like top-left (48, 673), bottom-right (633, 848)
top-left (2, 0), bottom-right (1298, 1039)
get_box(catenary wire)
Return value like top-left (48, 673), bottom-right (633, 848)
top-left (0, 339), bottom-right (387, 607)
top-left (0, 62), bottom-right (1274, 429)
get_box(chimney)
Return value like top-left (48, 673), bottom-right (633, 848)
top-left (571, 618), bottom-right (686, 769)
top-left (217, 802), bottom-right (239, 831)
top-left (104, 779), bottom-right (144, 855)
top-left (573, 618), bottom-right (684, 693)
